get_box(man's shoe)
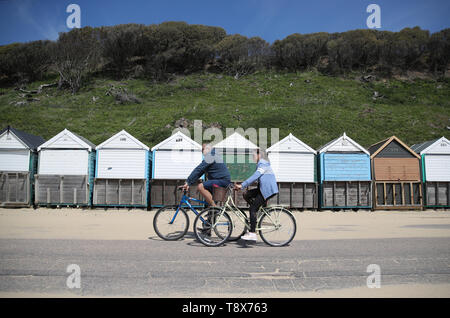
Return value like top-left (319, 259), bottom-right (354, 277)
top-left (241, 232), bottom-right (257, 242)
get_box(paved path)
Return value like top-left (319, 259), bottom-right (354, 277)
top-left (1, 236), bottom-right (449, 297)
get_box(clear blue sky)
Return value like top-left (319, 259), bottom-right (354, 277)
top-left (0, 0), bottom-right (449, 45)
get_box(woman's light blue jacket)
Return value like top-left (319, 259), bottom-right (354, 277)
top-left (241, 159), bottom-right (279, 199)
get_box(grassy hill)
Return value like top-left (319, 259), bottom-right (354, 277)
top-left (0, 71), bottom-right (449, 149)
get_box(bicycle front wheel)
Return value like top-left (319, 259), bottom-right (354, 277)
top-left (258, 207), bottom-right (297, 247)
top-left (193, 208), bottom-right (232, 247)
top-left (153, 205), bottom-right (189, 240)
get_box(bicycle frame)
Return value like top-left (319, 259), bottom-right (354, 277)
top-left (205, 188), bottom-right (281, 232)
top-left (169, 193), bottom-right (208, 224)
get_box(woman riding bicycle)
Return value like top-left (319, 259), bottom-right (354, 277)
top-left (234, 148), bottom-right (278, 242)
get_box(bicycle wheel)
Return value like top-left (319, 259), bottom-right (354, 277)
top-left (258, 207), bottom-right (297, 247)
top-left (153, 205), bottom-right (189, 240)
top-left (227, 209), bottom-right (248, 241)
top-left (193, 208), bottom-right (232, 247)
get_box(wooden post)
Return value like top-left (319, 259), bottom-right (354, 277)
top-left (410, 182), bottom-right (414, 205)
top-left (142, 179), bottom-right (145, 205)
top-left (357, 181), bottom-right (360, 206)
top-left (106, 179), bottom-right (109, 205)
top-left (374, 182), bottom-right (378, 209)
top-left (162, 180), bottom-right (165, 206)
top-left (333, 182), bottom-right (336, 207)
top-left (401, 182), bottom-right (405, 205)
top-left (315, 183), bottom-right (318, 209)
top-left (345, 182), bottom-right (348, 207)
top-left (118, 179), bottom-right (121, 205)
top-left (59, 176), bottom-right (63, 204)
top-left (131, 179), bottom-right (134, 205)
top-left (418, 182), bottom-right (423, 206)
top-left (35, 175), bottom-right (39, 204)
top-left (290, 183), bottom-right (293, 208)
top-left (84, 176), bottom-right (88, 205)
top-left (435, 182), bottom-right (439, 206)
top-left (383, 182), bottom-right (387, 206)
top-left (5, 173), bottom-right (9, 203)
top-left (15, 173), bottom-right (19, 203)
top-left (303, 183), bottom-right (306, 208)
top-left (26, 173), bottom-right (30, 205)
top-left (93, 179), bottom-right (97, 205)
top-left (392, 182), bottom-right (396, 207)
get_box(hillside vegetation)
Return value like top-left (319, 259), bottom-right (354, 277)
top-left (1, 71), bottom-right (449, 149)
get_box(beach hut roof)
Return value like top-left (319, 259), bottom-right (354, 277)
top-left (213, 132), bottom-right (258, 150)
top-left (411, 136), bottom-right (450, 155)
top-left (318, 132), bottom-right (369, 155)
top-left (369, 136), bottom-right (420, 159)
top-left (96, 130), bottom-right (149, 150)
top-left (37, 128), bottom-right (95, 151)
top-left (0, 126), bottom-right (45, 150)
top-left (266, 133), bottom-right (316, 154)
top-left (151, 130), bottom-right (202, 151)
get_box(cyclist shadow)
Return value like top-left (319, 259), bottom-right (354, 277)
top-left (184, 237), bottom-right (260, 248)
top-left (148, 232), bottom-right (197, 242)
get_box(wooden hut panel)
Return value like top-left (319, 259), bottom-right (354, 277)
top-left (35, 175), bottom-right (89, 205)
top-left (93, 179), bottom-right (147, 206)
top-left (373, 158), bottom-right (420, 181)
top-left (424, 182), bottom-right (450, 207)
top-left (278, 183), bottom-right (291, 205)
top-left (150, 179), bottom-right (202, 207)
top-left (61, 176), bottom-right (87, 204)
top-left (269, 182), bottom-right (317, 208)
top-left (0, 172), bottom-right (29, 205)
top-left (374, 181), bottom-right (422, 209)
top-left (322, 181), bottom-right (371, 208)
top-left (35, 175), bottom-right (59, 203)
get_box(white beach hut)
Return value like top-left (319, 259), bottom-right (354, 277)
top-left (35, 129), bottom-right (95, 206)
top-left (266, 133), bottom-right (318, 208)
top-left (412, 136), bottom-right (450, 208)
top-left (0, 126), bottom-right (45, 206)
top-left (93, 130), bottom-right (150, 207)
top-left (150, 131), bottom-right (203, 206)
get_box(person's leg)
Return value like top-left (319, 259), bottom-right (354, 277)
top-left (243, 188), bottom-right (259, 206)
top-left (198, 182), bottom-right (216, 207)
top-left (248, 190), bottom-right (266, 233)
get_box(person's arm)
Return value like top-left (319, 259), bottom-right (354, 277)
top-left (186, 160), bottom-right (211, 186)
top-left (241, 165), bottom-right (266, 189)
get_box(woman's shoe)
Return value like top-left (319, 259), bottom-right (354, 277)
top-left (241, 232), bottom-right (257, 242)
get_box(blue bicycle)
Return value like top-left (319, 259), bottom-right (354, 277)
top-left (153, 186), bottom-right (218, 241)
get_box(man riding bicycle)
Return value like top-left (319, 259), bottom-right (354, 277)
top-left (234, 148), bottom-right (278, 242)
top-left (182, 143), bottom-right (231, 207)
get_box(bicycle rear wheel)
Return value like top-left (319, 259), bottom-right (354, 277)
top-left (193, 208), bottom-right (232, 247)
top-left (153, 205), bottom-right (189, 240)
top-left (258, 207), bottom-right (297, 247)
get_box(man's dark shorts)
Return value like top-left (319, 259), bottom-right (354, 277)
top-left (202, 179), bottom-right (231, 193)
